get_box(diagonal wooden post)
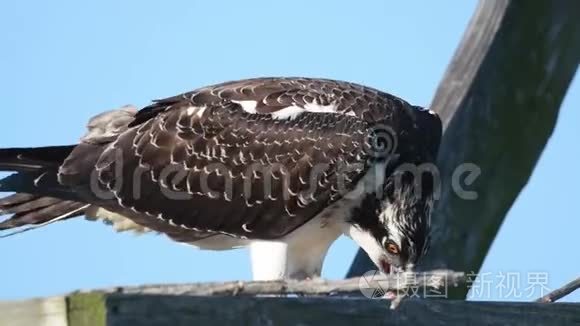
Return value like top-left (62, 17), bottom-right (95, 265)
top-left (347, 0), bottom-right (580, 300)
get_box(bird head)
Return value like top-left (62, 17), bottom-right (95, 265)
top-left (343, 104), bottom-right (440, 274)
top-left (345, 174), bottom-right (434, 274)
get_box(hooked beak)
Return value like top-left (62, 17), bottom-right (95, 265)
top-left (379, 258), bottom-right (391, 274)
top-left (379, 258), bottom-right (410, 274)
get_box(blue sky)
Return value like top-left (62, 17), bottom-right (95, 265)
top-left (0, 1), bottom-right (578, 302)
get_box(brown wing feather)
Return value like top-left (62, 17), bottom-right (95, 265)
top-left (131, 77), bottom-right (410, 126)
top-left (95, 101), bottom-right (373, 240)
top-left (57, 77), bottom-right (441, 242)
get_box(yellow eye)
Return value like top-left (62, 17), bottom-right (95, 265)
top-left (386, 242), bottom-right (400, 255)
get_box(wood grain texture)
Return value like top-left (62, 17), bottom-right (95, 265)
top-left (103, 296), bottom-right (580, 326)
top-left (347, 0), bottom-right (580, 300)
top-left (67, 293), bottom-right (107, 326)
top-left (536, 277), bottom-right (580, 303)
top-left (0, 296), bottom-right (67, 326)
top-left (3, 286), bottom-right (580, 325)
top-left (107, 270), bottom-right (464, 297)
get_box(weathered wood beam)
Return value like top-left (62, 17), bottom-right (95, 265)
top-left (88, 270), bottom-right (465, 298)
top-left (0, 296), bottom-right (68, 326)
top-left (2, 294), bottom-right (580, 326)
top-left (536, 277), bottom-right (580, 303)
top-left (347, 0), bottom-right (580, 300)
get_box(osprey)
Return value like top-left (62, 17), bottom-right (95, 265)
top-left (0, 77), bottom-right (441, 280)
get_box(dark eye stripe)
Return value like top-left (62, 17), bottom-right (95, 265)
top-left (381, 236), bottom-right (388, 248)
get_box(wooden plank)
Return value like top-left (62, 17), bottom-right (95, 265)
top-left (66, 292), bottom-right (107, 326)
top-left (109, 270), bottom-right (464, 297)
top-left (103, 296), bottom-right (580, 326)
top-left (0, 296), bottom-right (68, 326)
top-left (347, 0), bottom-right (580, 299)
top-left (2, 291), bottom-right (580, 325)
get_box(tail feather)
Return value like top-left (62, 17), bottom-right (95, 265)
top-left (0, 146), bottom-right (75, 172)
top-left (0, 145), bottom-right (88, 237)
top-left (0, 193), bottom-right (37, 207)
top-left (0, 193), bottom-right (88, 237)
top-left (0, 194), bottom-right (62, 215)
top-left (0, 145), bottom-right (80, 200)
top-left (0, 108), bottom-right (137, 237)
top-left (0, 171), bottom-right (79, 201)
